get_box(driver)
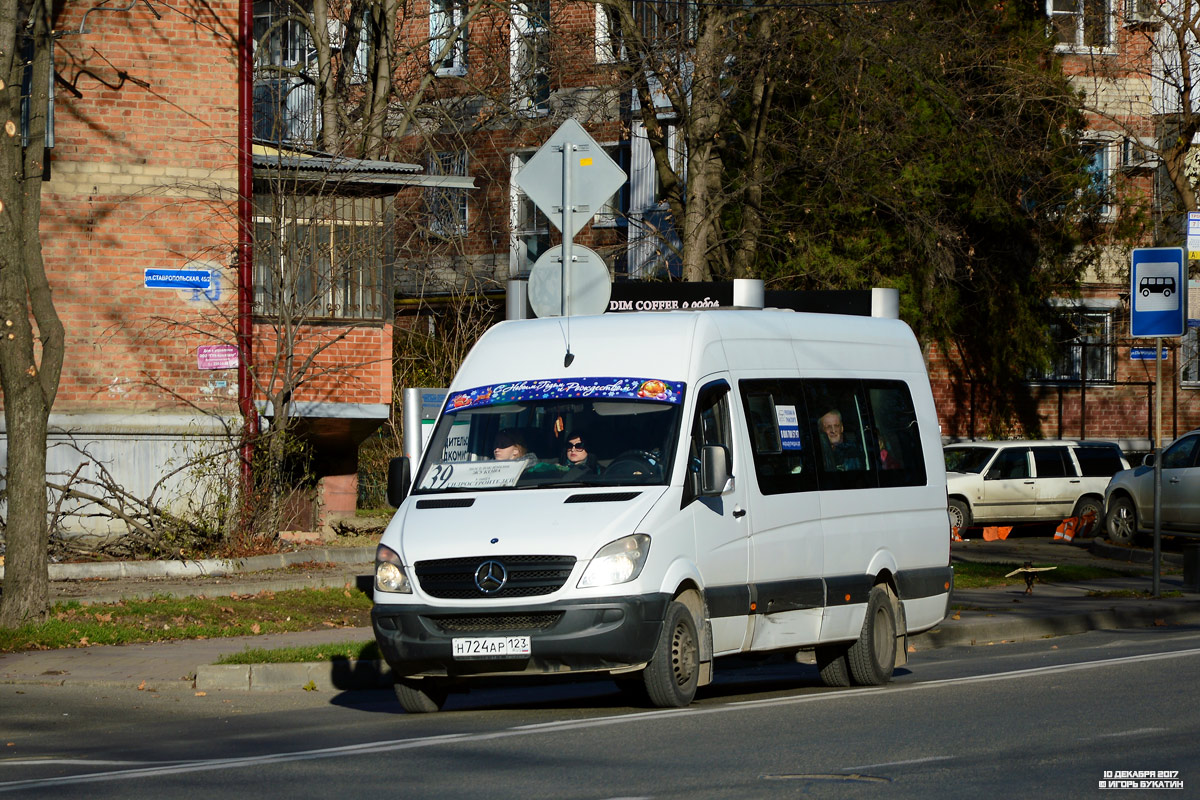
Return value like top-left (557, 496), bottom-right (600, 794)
top-left (561, 431), bottom-right (599, 474)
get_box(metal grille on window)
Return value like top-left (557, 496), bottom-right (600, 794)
top-left (253, 194), bottom-right (389, 321)
top-left (427, 151), bottom-right (469, 238)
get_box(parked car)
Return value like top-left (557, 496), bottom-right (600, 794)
top-left (1104, 429), bottom-right (1200, 544)
top-left (944, 440), bottom-right (1129, 534)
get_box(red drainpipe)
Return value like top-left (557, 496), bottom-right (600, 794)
top-left (237, 0), bottom-right (258, 489)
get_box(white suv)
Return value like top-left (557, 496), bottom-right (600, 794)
top-left (944, 440), bottom-right (1129, 533)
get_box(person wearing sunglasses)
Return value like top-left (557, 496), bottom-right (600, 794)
top-left (561, 431), bottom-right (599, 474)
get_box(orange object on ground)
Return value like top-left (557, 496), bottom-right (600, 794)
top-left (982, 526), bottom-right (1012, 541)
top-left (951, 526), bottom-right (963, 542)
top-left (1054, 516), bottom-right (1078, 542)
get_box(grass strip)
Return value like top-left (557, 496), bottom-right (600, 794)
top-left (215, 640), bottom-right (381, 664)
top-left (0, 586), bottom-right (372, 653)
top-left (952, 561), bottom-right (1140, 589)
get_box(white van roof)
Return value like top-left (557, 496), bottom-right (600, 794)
top-left (450, 310), bottom-right (925, 391)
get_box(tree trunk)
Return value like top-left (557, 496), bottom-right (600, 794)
top-left (0, 0), bottom-right (65, 627)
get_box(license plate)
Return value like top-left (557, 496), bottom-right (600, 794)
top-left (452, 636), bottom-right (532, 659)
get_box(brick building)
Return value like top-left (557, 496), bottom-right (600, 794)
top-left (0, 0), bottom-right (418, 538)
top-left (925, 2), bottom-right (1200, 447)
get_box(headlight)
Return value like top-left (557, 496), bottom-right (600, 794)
top-left (577, 534), bottom-right (651, 588)
top-left (375, 544), bottom-right (412, 594)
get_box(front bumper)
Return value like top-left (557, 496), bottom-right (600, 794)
top-left (371, 593), bottom-right (670, 678)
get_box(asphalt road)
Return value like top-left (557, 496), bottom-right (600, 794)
top-left (3, 625), bottom-right (1198, 798)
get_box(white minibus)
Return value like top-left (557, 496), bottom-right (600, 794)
top-left (372, 309), bottom-right (952, 712)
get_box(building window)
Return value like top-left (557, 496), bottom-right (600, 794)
top-left (253, 0), bottom-right (319, 145)
top-left (253, 195), bottom-right (390, 322)
top-left (1049, 0), bottom-right (1114, 51)
top-left (1083, 137), bottom-right (1116, 218)
top-left (1184, 326), bottom-right (1200, 387)
top-left (631, 0), bottom-right (698, 43)
top-left (430, 0), bottom-right (467, 76)
top-left (510, 152), bottom-right (552, 277)
top-left (595, 3), bottom-right (624, 63)
top-left (512, 1), bottom-right (550, 115)
top-left (1030, 308), bottom-right (1115, 384)
top-left (427, 151), bottom-right (469, 237)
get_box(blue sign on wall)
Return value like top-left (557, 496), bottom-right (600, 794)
top-left (144, 268), bottom-right (211, 290)
top-left (1130, 248), bottom-right (1186, 338)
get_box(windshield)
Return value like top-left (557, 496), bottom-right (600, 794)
top-left (943, 446), bottom-right (996, 474)
top-left (413, 377), bottom-right (685, 494)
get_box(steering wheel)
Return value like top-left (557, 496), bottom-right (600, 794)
top-left (603, 450), bottom-right (662, 481)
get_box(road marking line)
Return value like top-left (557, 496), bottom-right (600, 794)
top-left (3, 646), bottom-right (1199, 793)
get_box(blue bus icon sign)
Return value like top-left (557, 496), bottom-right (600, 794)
top-left (1130, 248), bottom-right (1186, 338)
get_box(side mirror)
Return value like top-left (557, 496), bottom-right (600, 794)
top-left (1142, 453), bottom-right (1156, 468)
top-left (387, 456), bottom-right (411, 508)
top-left (700, 444), bottom-right (731, 496)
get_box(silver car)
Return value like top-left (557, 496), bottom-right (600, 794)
top-left (1104, 429), bottom-right (1200, 543)
top-left (945, 440), bottom-right (1129, 533)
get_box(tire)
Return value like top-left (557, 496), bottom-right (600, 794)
top-left (1072, 496), bottom-right (1104, 538)
top-left (815, 645), bottom-right (851, 687)
top-left (394, 678), bottom-right (448, 714)
top-left (948, 498), bottom-right (972, 534)
top-left (642, 600), bottom-right (700, 708)
top-left (1106, 495), bottom-right (1138, 545)
top-left (847, 585), bottom-right (897, 686)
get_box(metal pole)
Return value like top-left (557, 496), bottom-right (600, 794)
top-left (237, 0), bottom-right (258, 492)
top-left (1153, 337), bottom-right (1162, 597)
top-left (560, 144), bottom-right (574, 317)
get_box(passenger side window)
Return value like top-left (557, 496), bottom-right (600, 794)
top-left (987, 448), bottom-right (1030, 480)
top-left (739, 378), bottom-right (927, 494)
top-left (739, 381), bottom-right (818, 495)
top-left (805, 381), bottom-right (872, 490)
top-left (1032, 446), bottom-right (1075, 478)
top-left (867, 382), bottom-right (927, 489)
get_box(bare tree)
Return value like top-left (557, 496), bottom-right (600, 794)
top-left (0, 0), bottom-right (66, 626)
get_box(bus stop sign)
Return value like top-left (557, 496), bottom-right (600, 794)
top-left (1130, 247), bottom-right (1186, 338)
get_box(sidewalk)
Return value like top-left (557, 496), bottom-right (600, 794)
top-left (1, 536), bottom-right (1198, 694)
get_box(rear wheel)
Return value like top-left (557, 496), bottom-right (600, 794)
top-left (815, 645), bottom-right (851, 687)
top-left (847, 586), bottom-right (897, 686)
top-left (1106, 496), bottom-right (1138, 544)
top-left (947, 498), bottom-right (971, 535)
top-left (643, 601), bottom-right (700, 708)
top-left (393, 678), bottom-right (448, 714)
top-left (1072, 496), bottom-right (1104, 537)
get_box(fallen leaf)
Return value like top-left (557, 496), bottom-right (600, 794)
top-left (1155, 618), bottom-right (1166, 627)
top-left (906, 645), bottom-right (916, 653)
top-left (137, 680), bottom-right (147, 691)
top-left (302, 680), bottom-right (317, 692)
top-left (951, 612), bottom-right (960, 620)
top-left (93, 613), bottom-right (112, 623)
top-left (78, 637), bottom-right (89, 646)
top-left (194, 691), bottom-right (207, 697)
top-left (250, 623), bottom-right (261, 634)
top-left (343, 590), bottom-right (351, 598)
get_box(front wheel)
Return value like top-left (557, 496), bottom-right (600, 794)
top-left (394, 678), bottom-right (448, 713)
top-left (1106, 496), bottom-right (1138, 544)
top-left (847, 586), bottom-right (897, 686)
top-left (642, 600), bottom-right (700, 708)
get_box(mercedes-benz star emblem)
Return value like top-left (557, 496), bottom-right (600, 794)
top-left (474, 560), bottom-right (508, 594)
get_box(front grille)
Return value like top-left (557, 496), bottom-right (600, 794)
top-left (415, 555), bottom-right (576, 599)
top-left (427, 612), bottom-right (564, 633)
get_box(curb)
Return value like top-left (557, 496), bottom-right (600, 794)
top-left (196, 658), bottom-right (391, 693)
top-left (0, 546), bottom-right (376, 583)
top-left (911, 602), bottom-right (1200, 649)
top-left (1088, 539), bottom-right (1185, 567)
